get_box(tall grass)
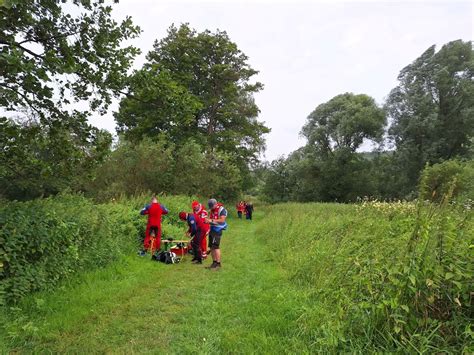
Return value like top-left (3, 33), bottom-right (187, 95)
top-left (256, 199), bottom-right (473, 352)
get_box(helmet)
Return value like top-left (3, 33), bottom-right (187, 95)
top-left (191, 201), bottom-right (200, 209)
top-left (178, 211), bottom-right (187, 220)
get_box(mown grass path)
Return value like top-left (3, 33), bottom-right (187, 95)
top-left (4, 211), bottom-right (310, 353)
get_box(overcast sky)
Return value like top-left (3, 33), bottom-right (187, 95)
top-left (91, 0), bottom-right (473, 161)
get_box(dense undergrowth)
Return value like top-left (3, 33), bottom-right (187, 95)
top-left (257, 198), bottom-right (473, 352)
top-left (0, 194), bottom-right (193, 305)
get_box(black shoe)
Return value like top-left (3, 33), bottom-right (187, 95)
top-left (210, 262), bottom-right (221, 271)
top-left (205, 261), bottom-right (218, 269)
top-left (192, 260), bottom-right (202, 264)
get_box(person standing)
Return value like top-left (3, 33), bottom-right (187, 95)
top-left (192, 200), bottom-right (210, 259)
top-left (205, 198), bottom-right (228, 270)
top-left (139, 196), bottom-right (169, 256)
top-left (179, 211), bottom-right (206, 264)
top-left (245, 201), bottom-right (254, 220)
top-left (236, 201), bottom-right (245, 219)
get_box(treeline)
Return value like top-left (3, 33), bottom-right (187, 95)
top-left (1, 2), bottom-right (267, 202)
top-left (260, 40), bottom-right (474, 202)
top-left (1, 1), bottom-right (473, 203)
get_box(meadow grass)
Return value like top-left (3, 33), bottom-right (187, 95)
top-left (1, 202), bottom-right (472, 353)
top-left (1, 211), bottom-right (313, 353)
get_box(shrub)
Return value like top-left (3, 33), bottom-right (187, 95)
top-left (419, 160), bottom-right (474, 203)
top-left (0, 193), bottom-right (196, 305)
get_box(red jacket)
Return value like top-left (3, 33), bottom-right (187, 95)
top-left (194, 204), bottom-right (210, 233)
top-left (141, 202), bottom-right (168, 227)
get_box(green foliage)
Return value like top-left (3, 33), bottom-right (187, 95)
top-left (0, 0), bottom-right (140, 119)
top-left (257, 200), bottom-right (473, 352)
top-left (260, 92), bottom-right (386, 203)
top-left (116, 23), bottom-right (270, 165)
top-left (0, 116), bottom-right (112, 200)
top-left (0, 194), bottom-right (137, 305)
top-left (302, 92), bottom-right (386, 154)
top-left (386, 40), bottom-right (474, 192)
top-left (115, 68), bottom-right (202, 144)
top-left (0, 0), bottom-right (140, 201)
top-left (419, 160), bottom-right (474, 203)
top-left (0, 193), bottom-right (195, 305)
top-left (89, 138), bottom-right (243, 201)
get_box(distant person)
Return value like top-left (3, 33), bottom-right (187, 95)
top-left (245, 202), bottom-right (254, 220)
top-left (139, 196), bottom-right (169, 256)
top-left (192, 200), bottom-right (210, 259)
top-left (236, 201), bottom-right (245, 219)
top-left (205, 198), bottom-right (228, 270)
top-left (179, 211), bottom-right (206, 264)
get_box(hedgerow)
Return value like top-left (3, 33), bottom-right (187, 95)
top-left (0, 194), bottom-right (196, 305)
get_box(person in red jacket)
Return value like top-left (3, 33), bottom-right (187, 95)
top-left (236, 201), bottom-right (245, 219)
top-left (192, 200), bottom-right (210, 259)
top-left (139, 196), bottom-right (169, 256)
top-left (205, 198), bottom-right (228, 270)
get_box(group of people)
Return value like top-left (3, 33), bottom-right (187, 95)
top-left (236, 201), bottom-right (254, 220)
top-left (140, 196), bottom-right (228, 271)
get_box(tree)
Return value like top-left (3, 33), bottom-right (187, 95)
top-left (289, 93), bottom-right (386, 202)
top-left (386, 40), bottom-right (474, 192)
top-left (116, 23), bottom-right (270, 165)
top-left (301, 93), bottom-right (386, 156)
top-left (0, 0), bottom-right (140, 120)
top-left (0, 115), bottom-right (112, 200)
top-left (115, 67), bottom-right (202, 144)
top-left (0, 0), bottom-right (140, 200)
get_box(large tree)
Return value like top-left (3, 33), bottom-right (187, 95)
top-left (386, 40), bottom-right (474, 191)
top-left (0, 0), bottom-right (140, 200)
top-left (295, 93), bottom-right (385, 202)
top-left (301, 93), bottom-right (386, 156)
top-left (115, 23), bottom-right (270, 165)
top-left (0, 0), bottom-right (140, 120)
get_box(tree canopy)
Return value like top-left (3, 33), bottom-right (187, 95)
top-left (386, 39), bottom-right (474, 190)
top-left (1, 0), bottom-right (140, 200)
top-left (0, 0), bottom-right (140, 120)
top-left (302, 93), bottom-right (386, 155)
top-left (115, 23), bottom-right (270, 165)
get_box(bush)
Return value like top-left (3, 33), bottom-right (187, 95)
top-left (419, 160), bottom-right (474, 203)
top-left (0, 193), bottom-right (197, 305)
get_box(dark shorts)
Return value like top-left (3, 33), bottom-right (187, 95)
top-left (209, 230), bottom-right (222, 249)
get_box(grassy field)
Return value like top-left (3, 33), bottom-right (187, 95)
top-left (1, 210), bottom-right (314, 353)
top-left (1, 201), bottom-right (472, 353)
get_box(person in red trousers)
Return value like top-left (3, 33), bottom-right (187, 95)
top-left (192, 200), bottom-right (210, 259)
top-left (139, 196), bottom-right (168, 256)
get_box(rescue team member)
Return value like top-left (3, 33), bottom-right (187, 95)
top-left (236, 201), bottom-right (245, 219)
top-left (178, 211), bottom-right (206, 264)
top-left (205, 198), bottom-right (228, 270)
top-left (192, 201), bottom-right (210, 259)
top-left (139, 196), bottom-right (169, 256)
top-left (245, 201), bottom-right (254, 220)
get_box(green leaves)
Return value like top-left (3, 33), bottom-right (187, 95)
top-left (117, 23), bottom-right (269, 166)
top-left (386, 40), bottom-right (474, 192)
top-left (1, 0), bottom-right (140, 118)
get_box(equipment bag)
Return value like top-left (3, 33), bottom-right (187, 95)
top-left (154, 251), bottom-right (180, 264)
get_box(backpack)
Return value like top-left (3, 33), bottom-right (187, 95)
top-left (154, 251), bottom-right (180, 264)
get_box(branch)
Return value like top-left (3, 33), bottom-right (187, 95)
top-left (0, 83), bottom-right (45, 118)
top-left (0, 39), bottom-right (44, 59)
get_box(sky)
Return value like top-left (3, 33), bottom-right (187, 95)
top-left (89, 0), bottom-right (474, 161)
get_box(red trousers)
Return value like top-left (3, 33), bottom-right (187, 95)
top-left (201, 231), bottom-right (208, 256)
top-left (144, 225), bottom-right (161, 251)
